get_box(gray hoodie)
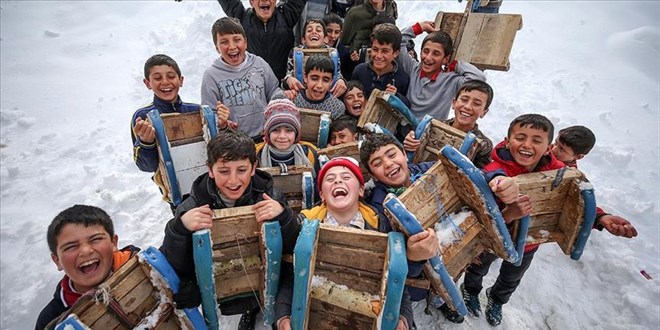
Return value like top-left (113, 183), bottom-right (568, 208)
top-left (201, 52), bottom-right (283, 139)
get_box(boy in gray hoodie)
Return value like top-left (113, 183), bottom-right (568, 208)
top-left (201, 17), bottom-right (284, 142)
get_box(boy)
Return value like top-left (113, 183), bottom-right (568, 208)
top-left (36, 205), bottom-right (139, 329)
top-left (404, 80), bottom-right (495, 169)
top-left (328, 115), bottom-right (359, 146)
top-left (285, 54), bottom-right (346, 119)
top-left (351, 23), bottom-right (410, 107)
top-left (461, 114), bottom-right (566, 326)
top-left (341, 80), bottom-right (366, 118)
top-left (160, 129), bottom-right (297, 330)
top-left (398, 21), bottom-right (486, 121)
top-left (553, 126), bottom-right (637, 238)
top-left (132, 54), bottom-right (201, 173)
top-left (282, 19), bottom-right (347, 97)
top-left (322, 13), bottom-right (343, 48)
top-left (201, 17), bottom-right (283, 142)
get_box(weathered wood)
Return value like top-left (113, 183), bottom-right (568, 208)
top-left (444, 236), bottom-right (484, 279)
top-left (413, 119), bottom-right (481, 163)
top-left (216, 272), bottom-right (261, 298)
top-left (213, 241), bottom-right (261, 261)
top-left (262, 165), bottom-right (313, 194)
top-left (318, 225), bottom-right (388, 252)
top-left (310, 275), bottom-right (380, 318)
top-left (357, 89), bottom-right (405, 134)
top-left (315, 267), bottom-right (381, 298)
top-left (160, 111), bottom-right (204, 142)
top-left (316, 243), bottom-right (385, 274)
top-left (300, 108), bottom-right (331, 144)
top-left (292, 48), bottom-right (337, 79)
top-left (308, 299), bottom-right (374, 330)
top-left (214, 255), bottom-right (261, 277)
top-left (558, 180), bottom-right (585, 254)
top-left (210, 207), bottom-right (260, 245)
top-left (317, 142), bottom-right (370, 181)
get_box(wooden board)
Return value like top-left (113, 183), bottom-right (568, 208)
top-left (300, 108), bottom-right (331, 145)
top-left (261, 165), bottom-right (313, 215)
top-left (413, 119), bottom-right (480, 163)
top-left (357, 89), bottom-right (405, 134)
top-left (292, 48), bottom-right (337, 76)
top-left (160, 111), bottom-right (204, 145)
top-left (317, 142), bottom-right (371, 181)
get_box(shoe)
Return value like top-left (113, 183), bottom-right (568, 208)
top-left (461, 283), bottom-right (481, 317)
top-left (438, 303), bottom-right (464, 323)
top-left (238, 308), bottom-right (258, 330)
top-left (485, 288), bottom-right (503, 326)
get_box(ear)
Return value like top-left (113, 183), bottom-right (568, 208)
top-left (480, 108), bottom-right (489, 118)
top-left (393, 49), bottom-right (400, 58)
top-left (208, 166), bottom-right (214, 178)
top-left (504, 137), bottom-right (510, 149)
top-left (112, 234), bottom-right (119, 251)
top-left (51, 253), bottom-right (63, 272)
top-left (576, 154), bottom-right (585, 161)
top-left (143, 78), bottom-right (152, 90)
top-left (358, 185), bottom-right (365, 198)
top-left (352, 132), bottom-right (359, 141)
top-left (543, 144), bottom-right (552, 156)
top-left (250, 162), bottom-right (257, 176)
top-left (179, 75), bottom-right (184, 87)
top-left (319, 189), bottom-right (326, 204)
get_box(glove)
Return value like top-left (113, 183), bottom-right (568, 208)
top-left (174, 279), bottom-right (201, 308)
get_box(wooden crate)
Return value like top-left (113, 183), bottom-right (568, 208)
top-left (357, 89), bottom-right (418, 135)
top-left (299, 108), bottom-right (331, 148)
top-left (261, 165), bottom-right (315, 215)
top-left (291, 222), bottom-right (407, 330)
top-left (317, 142), bottom-right (370, 181)
top-left (291, 48), bottom-right (339, 83)
top-left (412, 118), bottom-right (480, 163)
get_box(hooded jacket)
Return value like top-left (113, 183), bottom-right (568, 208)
top-left (351, 60), bottom-right (411, 108)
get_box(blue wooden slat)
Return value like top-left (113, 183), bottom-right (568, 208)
top-left (262, 222), bottom-right (283, 325)
top-left (318, 113), bottom-right (330, 148)
top-left (571, 187), bottom-right (597, 260)
top-left (407, 114), bottom-right (433, 162)
top-left (201, 105), bottom-right (218, 139)
top-left (193, 230), bottom-right (219, 330)
top-left (458, 131), bottom-right (477, 156)
top-left (302, 172), bottom-right (314, 209)
top-left (330, 49), bottom-right (339, 86)
top-left (291, 219), bottom-right (320, 330)
top-left (148, 109), bottom-right (182, 206)
top-left (513, 216), bottom-right (530, 266)
top-left (295, 50), bottom-right (305, 83)
top-left (55, 315), bottom-right (88, 330)
top-left (379, 232), bottom-right (408, 330)
top-left (385, 93), bottom-right (419, 127)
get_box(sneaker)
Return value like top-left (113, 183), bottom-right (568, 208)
top-left (485, 289), bottom-right (503, 326)
top-left (461, 283), bottom-right (481, 317)
top-left (238, 308), bottom-right (258, 330)
top-left (438, 303), bottom-right (464, 323)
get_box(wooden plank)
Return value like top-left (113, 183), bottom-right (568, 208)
top-left (438, 213), bottom-right (482, 266)
top-left (445, 236), bottom-right (484, 279)
top-left (317, 142), bottom-right (360, 159)
top-left (525, 226), bottom-right (563, 245)
top-left (308, 299), bottom-right (374, 330)
top-left (316, 243), bottom-right (385, 274)
top-left (558, 180), bottom-right (585, 254)
top-left (161, 111), bottom-right (203, 142)
top-left (210, 207), bottom-right (260, 245)
top-left (216, 272), bottom-right (261, 298)
top-left (214, 255), bottom-right (261, 277)
top-left (454, 13), bottom-right (522, 70)
top-left (309, 276), bottom-right (380, 318)
top-left (413, 119), bottom-right (480, 163)
top-left (436, 12), bottom-right (465, 56)
top-left (356, 89), bottom-right (404, 134)
top-left (300, 108), bottom-right (331, 144)
top-left (317, 224), bottom-right (388, 252)
top-left (315, 266), bottom-right (381, 297)
top-left (213, 241), bottom-right (261, 261)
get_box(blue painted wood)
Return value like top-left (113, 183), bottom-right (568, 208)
top-left (201, 105), bottom-right (218, 139)
top-left (383, 195), bottom-right (468, 316)
top-left (363, 122), bottom-right (396, 138)
top-left (302, 172), bottom-right (314, 209)
top-left (458, 131), bottom-right (477, 156)
top-left (378, 232), bottom-right (408, 330)
top-left (407, 114), bottom-right (433, 162)
top-left (385, 93), bottom-right (419, 127)
top-left (513, 216), bottom-right (530, 266)
top-left (192, 230), bottom-right (219, 330)
top-left (148, 109), bottom-right (183, 206)
top-left (330, 49), bottom-right (339, 86)
top-left (295, 50), bottom-right (305, 83)
top-left (55, 315), bottom-right (88, 330)
top-left (262, 222), bottom-right (283, 325)
top-left (571, 187), bottom-right (597, 260)
top-left (318, 113), bottom-right (330, 148)
top-left (440, 145), bottom-right (519, 262)
top-left (471, 0), bottom-right (482, 12)
top-left (291, 219), bottom-right (320, 330)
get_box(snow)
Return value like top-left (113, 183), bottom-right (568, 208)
top-left (435, 209), bottom-right (472, 247)
top-left (1, 1), bottom-right (659, 329)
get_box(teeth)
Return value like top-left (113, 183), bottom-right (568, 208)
top-left (80, 259), bottom-right (98, 267)
top-left (459, 111), bottom-right (471, 117)
top-left (387, 168), bottom-right (399, 178)
top-left (520, 151), bottom-right (533, 156)
top-left (161, 88), bottom-right (173, 92)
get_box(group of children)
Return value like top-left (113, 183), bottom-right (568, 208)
top-left (38, 3), bottom-right (638, 330)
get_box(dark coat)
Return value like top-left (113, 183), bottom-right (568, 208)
top-left (339, 0), bottom-right (397, 53)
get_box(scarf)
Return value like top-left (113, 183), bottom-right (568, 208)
top-left (260, 144), bottom-right (314, 175)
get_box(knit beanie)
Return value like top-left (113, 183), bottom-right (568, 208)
top-left (317, 156), bottom-right (364, 188)
top-left (263, 99), bottom-right (301, 144)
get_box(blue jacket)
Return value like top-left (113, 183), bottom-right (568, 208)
top-left (351, 60), bottom-right (411, 108)
top-left (131, 95), bottom-right (200, 173)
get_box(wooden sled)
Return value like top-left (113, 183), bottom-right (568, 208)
top-left (148, 106), bottom-right (218, 206)
top-left (299, 108), bottom-right (331, 148)
top-left (291, 220), bottom-right (407, 330)
top-left (317, 142), bottom-right (370, 181)
top-left (52, 247), bottom-right (207, 330)
top-left (383, 145), bottom-right (518, 315)
top-left (434, 2), bottom-right (523, 71)
top-left (357, 89), bottom-right (419, 135)
top-left (409, 115), bottom-right (479, 163)
top-left (261, 165), bottom-right (315, 216)
top-left (292, 47), bottom-right (340, 86)
top-left (192, 207), bottom-right (282, 329)
top-left (511, 167), bottom-right (597, 261)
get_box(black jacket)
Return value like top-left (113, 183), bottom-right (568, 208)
top-left (217, 0), bottom-right (307, 81)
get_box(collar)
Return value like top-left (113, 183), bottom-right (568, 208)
top-left (419, 68), bottom-right (442, 81)
top-left (301, 91), bottom-right (330, 104)
top-left (324, 210), bottom-right (365, 229)
top-left (59, 276), bottom-right (83, 308)
top-left (152, 94), bottom-right (182, 113)
top-left (367, 60), bottom-right (399, 77)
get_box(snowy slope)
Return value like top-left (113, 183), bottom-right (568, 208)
top-left (1, 1), bottom-right (658, 329)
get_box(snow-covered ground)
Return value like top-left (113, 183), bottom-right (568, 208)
top-left (1, 1), bottom-right (658, 329)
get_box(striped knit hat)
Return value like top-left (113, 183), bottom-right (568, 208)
top-left (263, 99), bottom-right (301, 144)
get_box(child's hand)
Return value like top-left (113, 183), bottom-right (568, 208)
top-left (226, 120), bottom-right (239, 130)
top-left (385, 84), bottom-right (397, 95)
top-left (331, 79), bottom-right (347, 98)
top-left (283, 90), bottom-right (298, 100)
top-left (253, 193), bottom-right (284, 223)
top-left (277, 316), bottom-right (291, 330)
top-left (396, 317), bottom-right (408, 330)
top-left (350, 50), bottom-right (360, 62)
top-left (286, 77), bottom-right (305, 92)
top-left (502, 195), bottom-right (532, 223)
top-left (406, 228), bottom-right (438, 261)
top-left (600, 215), bottom-right (638, 238)
top-left (134, 117), bottom-right (156, 144)
top-left (403, 131), bottom-right (421, 152)
top-left (181, 205), bottom-right (213, 231)
top-left (419, 20), bottom-right (438, 33)
top-left (215, 101), bottom-right (230, 129)
top-left (489, 177), bottom-right (519, 204)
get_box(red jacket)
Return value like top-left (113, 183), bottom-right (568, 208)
top-left (567, 161), bottom-right (608, 225)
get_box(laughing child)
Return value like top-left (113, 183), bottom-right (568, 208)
top-left (341, 80), bottom-right (367, 119)
top-left (286, 54), bottom-right (346, 119)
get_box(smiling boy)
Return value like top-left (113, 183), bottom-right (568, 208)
top-left (286, 54), bottom-right (346, 119)
top-left (341, 80), bottom-right (366, 118)
top-left (36, 205), bottom-right (139, 329)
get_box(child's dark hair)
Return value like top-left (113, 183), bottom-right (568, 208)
top-left (360, 133), bottom-right (403, 172)
top-left (370, 23), bottom-right (402, 50)
top-left (212, 17), bottom-right (245, 46)
top-left (342, 80), bottom-right (366, 100)
top-left (305, 54), bottom-right (335, 75)
top-left (207, 129), bottom-right (256, 166)
top-left (303, 19), bottom-right (327, 38)
top-left (557, 125), bottom-right (596, 155)
top-left (47, 205), bottom-right (114, 254)
top-left (144, 54), bottom-right (181, 79)
top-left (421, 31), bottom-right (453, 57)
top-left (330, 115), bottom-right (358, 134)
top-left (455, 80), bottom-right (494, 110)
top-left (322, 13), bottom-right (343, 29)
top-left (507, 114), bottom-right (554, 143)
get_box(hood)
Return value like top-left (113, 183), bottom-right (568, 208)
top-left (487, 140), bottom-right (565, 176)
top-left (189, 169), bottom-right (273, 208)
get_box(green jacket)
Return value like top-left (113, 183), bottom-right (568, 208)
top-left (339, 0), bottom-right (398, 53)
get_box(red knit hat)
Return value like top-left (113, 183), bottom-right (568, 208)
top-left (263, 99), bottom-right (301, 144)
top-left (317, 156), bottom-right (364, 188)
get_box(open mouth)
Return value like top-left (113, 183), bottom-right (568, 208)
top-left (386, 167), bottom-right (400, 179)
top-left (459, 111), bottom-right (472, 118)
top-left (352, 102), bottom-right (363, 110)
top-left (160, 87), bottom-right (173, 93)
top-left (332, 187), bottom-right (348, 197)
top-left (79, 259), bottom-right (100, 275)
top-left (226, 185), bottom-right (242, 193)
top-left (518, 150), bottom-right (533, 159)
top-left (227, 51), bottom-right (241, 62)
top-left (259, 5), bottom-right (271, 12)
top-left (309, 35), bottom-right (320, 42)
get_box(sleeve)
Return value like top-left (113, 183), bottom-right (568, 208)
top-left (339, 9), bottom-right (358, 52)
top-left (217, 0), bottom-right (247, 20)
top-left (280, 0), bottom-right (307, 28)
top-left (282, 49), bottom-right (296, 89)
top-left (593, 206), bottom-right (609, 230)
top-left (398, 26), bottom-right (418, 77)
top-left (131, 112), bottom-right (159, 173)
top-left (159, 199), bottom-right (196, 279)
top-left (454, 60), bottom-right (487, 82)
top-left (263, 60), bottom-right (285, 101)
top-left (472, 136), bottom-right (493, 169)
top-left (201, 70), bottom-right (222, 108)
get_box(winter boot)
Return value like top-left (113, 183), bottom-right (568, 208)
top-left (238, 307), bottom-right (258, 330)
top-left (485, 288), bottom-right (503, 326)
top-left (438, 303), bottom-right (464, 323)
top-left (461, 283), bottom-right (481, 317)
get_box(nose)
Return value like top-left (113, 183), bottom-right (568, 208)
top-left (79, 242), bottom-right (94, 256)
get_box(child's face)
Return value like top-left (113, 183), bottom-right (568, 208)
top-left (551, 140), bottom-right (582, 164)
top-left (506, 124), bottom-right (552, 171)
top-left (343, 87), bottom-right (365, 117)
top-left (329, 128), bottom-right (358, 146)
top-left (215, 33), bottom-right (247, 67)
top-left (269, 125), bottom-right (296, 150)
top-left (320, 166), bottom-right (364, 213)
top-left (51, 223), bottom-right (118, 293)
top-left (367, 144), bottom-right (410, 188)
top-left (451, 89), bottom-right (489, 131)
top-left (303, 22), bottom-right (326, 48)
top-left (370, 40), bottom-right (398, 74)
top-left (208, 158), bottom-right (256, 200)
top-left (143, 65), bottom-right (183, 103)
top-left (304, 69), bottom-right (333, 101)
top-left (325, 23), bottom-right (342, 47)
top-left (420, 41), bottom-right (450, 75)
top-left (249, 0), bottom-right (276, 22)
